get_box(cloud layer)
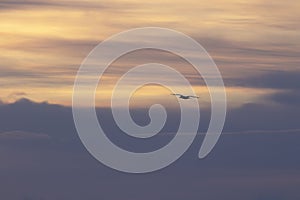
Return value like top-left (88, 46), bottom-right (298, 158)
top-left (0, 0), bottom-right (299, 105)
top-left (0, 99), bottom-right (299, 200)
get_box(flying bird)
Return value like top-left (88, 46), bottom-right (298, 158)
top-left (171, 93), bottom-right (199, 99)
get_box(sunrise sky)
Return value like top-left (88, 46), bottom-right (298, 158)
top-left (1, 0), bottom-right (299, 107)
top-left (1, 1), bottom-right (300, 199)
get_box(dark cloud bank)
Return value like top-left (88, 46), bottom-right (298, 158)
top-left (0, 70), bottom-right (299, 200)
top-left (0, 96), bottom-right (299, 200)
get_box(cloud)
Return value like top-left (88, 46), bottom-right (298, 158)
top-left (0, 0), bottom-right (60, 10)
top-left (0, 98), bottom-right (77, 142)
top-left (0, 98), bottom-right (299, 199)
top-left (245, 70), bottom-right (300, 90)
top-left (222, 70), bottom-right (300, 107)
top-left (0, 98), bottom-right (299, 140)
top-left (267, 90), bottom-right (300, 106)
top-left (0, 0), bottom-right (114, 11)
top-left (0, 0), bottom-right (299, 198)
top-left (224, 70), bottom-right (300, 94)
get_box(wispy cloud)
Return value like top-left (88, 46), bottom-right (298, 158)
top-left (0, 0), bottom-right (299, 106)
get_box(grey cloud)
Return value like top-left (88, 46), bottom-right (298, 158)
top-left (198, 36), bottom-right (300, 59)
top-left (226, 70), bottom-right (300, 90)
top-left (0, 98), bottom-right (77, 142)
top-left (0, 0), bottom-right (135, 11)
top-left (0, 0), bottom-right (106, 10)
top-left (99, 37), bottom-right (300, 90)
top-left (226, 70), bottom-right (300, 107)
top-left (0, 65), bottom-right (76, 88)
top-left (2, 35), bottom-right (299, 90)
top-left (0, 98), bottom-right (299, 199)
top-left (0, 98), bottom-right (300, 142)
top-left (251, 70), bottom-right (300, 89)
top-left (20, 38), bottom-right (99, 58)
top-left (0, 67), bottom-right (46, 79)
top-left (0, 0), bottom-right (60, 10)
top-left (268, 90), bottom-right (300, 105)
top-left (0, 38), bottom-right (100, 87)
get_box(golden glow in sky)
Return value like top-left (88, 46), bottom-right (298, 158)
top-left (0, 0), bottom-right (299, 107)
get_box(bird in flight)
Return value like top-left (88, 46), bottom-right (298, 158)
top-left (171, 93), bottom-right (199, 99)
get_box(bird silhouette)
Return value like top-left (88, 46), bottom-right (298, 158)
top-left (171, 93), bottom-right (199, 99)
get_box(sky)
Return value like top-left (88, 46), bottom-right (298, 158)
top-left (1, 0), bottom-right (299, 106)
top-left (0, 0), bottom-right (300, 199)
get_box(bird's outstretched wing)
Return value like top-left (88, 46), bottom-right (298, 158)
top-left (188, 95), bottom-right (199, 99)
top-left (171, 94), bottom-right (199, 99)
